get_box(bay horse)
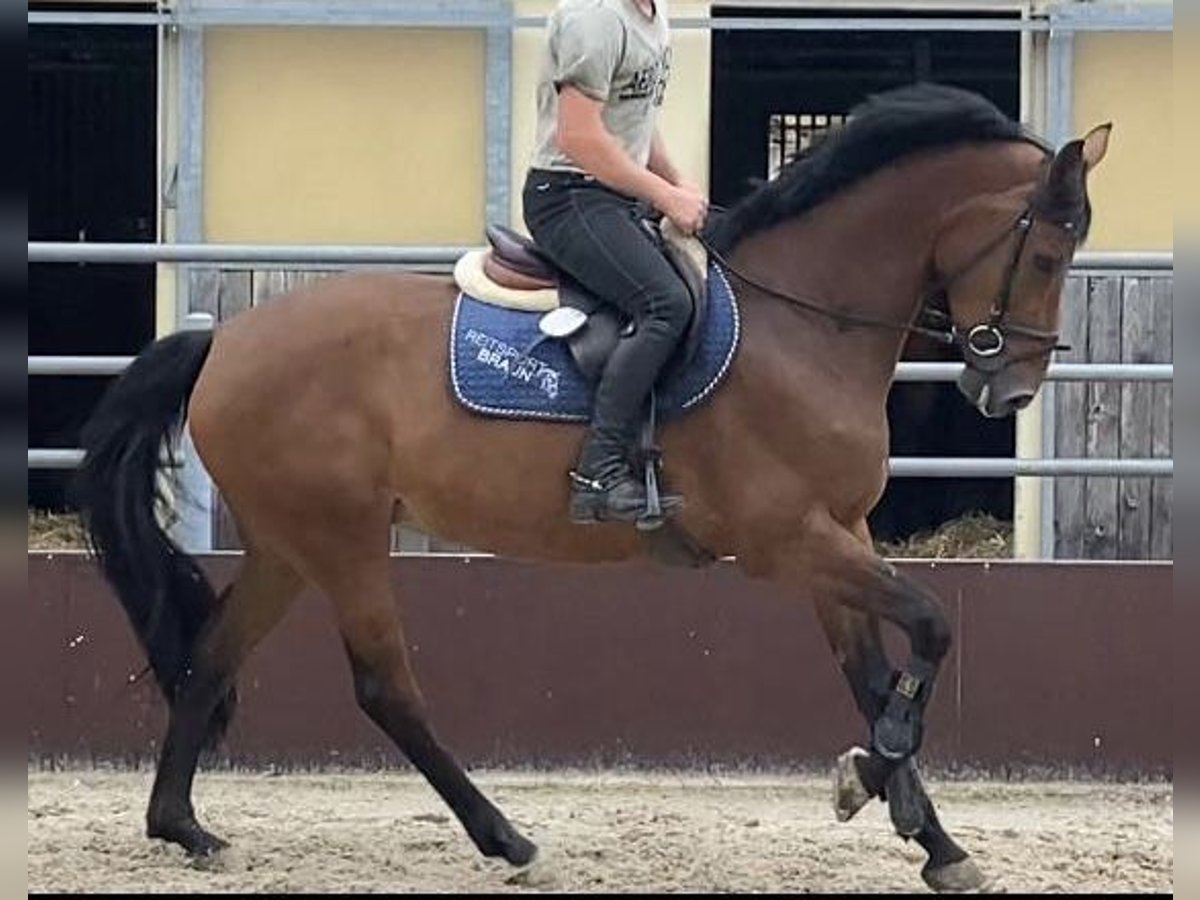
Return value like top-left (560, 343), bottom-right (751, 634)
top-left (74, 85), bottom-right (1110, 892)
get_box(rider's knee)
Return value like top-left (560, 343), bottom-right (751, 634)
top-left (645, 283), bottom-right (692, 336)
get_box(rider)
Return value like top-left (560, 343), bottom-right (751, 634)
top-left (522, 0), bottom-right (708, 525)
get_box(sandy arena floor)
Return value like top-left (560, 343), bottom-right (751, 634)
top-left (28, 768), bottom-right (1172, 893)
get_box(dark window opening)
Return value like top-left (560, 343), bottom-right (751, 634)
top-left (29, 5), bottom-right (158, 510)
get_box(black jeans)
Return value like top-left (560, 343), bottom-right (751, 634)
top-left (522, 169), bottom-right (691, 457)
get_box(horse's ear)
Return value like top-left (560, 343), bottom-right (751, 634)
top-left (1044, 138), bottom-right (1085, 206)
top-left (1041, 123), bottom-right (1110, 214)
top-left (1049, 139), bottom-right (1083, 182)
top-left (1080, 122), bottom-right (1112, 172)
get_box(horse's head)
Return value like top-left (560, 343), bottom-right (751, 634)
top-left (933, 123), bottom-right (1112, 418)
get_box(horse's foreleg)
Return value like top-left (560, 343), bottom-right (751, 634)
top-left (750, 513), bottom-right (949, 770)
top-left (814, 595), bottom-right (928, 832)
top-left (815, 598), bottom-right (978, 888)
top-left (886, 763), bottom-right (988, 891)
top-left (813, 599), bottom-right (894, 812)
top-left (807, 515), bottom-right (951, 768)
top-left (147, 549), bottom-right (302, 855)
top-left (321, 562), bottom-right (537, 868)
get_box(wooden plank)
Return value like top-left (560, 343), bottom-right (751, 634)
top-left (393, 526), bottom-right (431, 554)
top-left (429, 535), bottom-right (477, 553)
top-left (1083, 277), bottom-right (1121, 559)
top-left (1054, 276), bottom-right (1089, 558)
top-left (1149, 279), bottom-right (1173, 560)
top-left (253, 270), bottom-right (292, 307)
top-left (189, 268), bottom-right (221, 318)
top-left (1117, 278), bottom-right (1154, 558)
top-left (252, 269), bottom-right (334, 307)
top-left (217, 270), bottom-right (253, 323)
top-left (288, 270), bottom-right (332, 292)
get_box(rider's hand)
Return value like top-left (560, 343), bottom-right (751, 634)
top-left (657, 184), bottom-right (708, 237)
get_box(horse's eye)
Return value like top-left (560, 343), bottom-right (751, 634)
top-left (1033, 253), bottom-right (1062, 275)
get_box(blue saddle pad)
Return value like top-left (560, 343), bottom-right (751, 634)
top-left (450, 262), bottom-right (740, 423)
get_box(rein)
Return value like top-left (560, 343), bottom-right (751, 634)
top-left (696, 231), bottom-right (959, 346)
top-left (694, 205), bottom-right (1074, 369)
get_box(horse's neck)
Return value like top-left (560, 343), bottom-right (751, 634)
top-left (728, 142), bottom-right (1047, 394)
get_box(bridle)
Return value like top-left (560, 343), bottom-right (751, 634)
top-left (695, 201), bottom-right (1078, 373)
top-left (923, 207), bottom-right (1076, 372)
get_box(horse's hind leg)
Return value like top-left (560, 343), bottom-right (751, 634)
top-left (816, 599), bottom-right (985, 892)
top-left (311, 551), bottom-right (536, 867)
top-left (146, 548), bottom-right (302, 855)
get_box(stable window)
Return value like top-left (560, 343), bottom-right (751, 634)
top-left (28, 3), bottom-right (159, 509)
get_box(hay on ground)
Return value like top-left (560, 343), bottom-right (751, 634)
top-left (27, 509), bottom-right (1013, 559)
top-left (876, 511), bottom-right (1012, 559)
top-left (27, 511), bottom-right (88, 552)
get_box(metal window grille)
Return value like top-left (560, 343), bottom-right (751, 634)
top-left (767, 113), bottom-right (849, 179)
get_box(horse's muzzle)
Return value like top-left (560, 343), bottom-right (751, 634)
top-left (957, 366), bottom-right (1037, 419)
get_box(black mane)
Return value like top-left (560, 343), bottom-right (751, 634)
top-left (707, 83), bottom-right (1050, 251)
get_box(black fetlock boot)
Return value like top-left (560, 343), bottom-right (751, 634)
top-left (569, 437), bottom-right (681, 525)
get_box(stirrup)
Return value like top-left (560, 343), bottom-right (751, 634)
top-left (636, 391), bottom-right (675, 532)
top-left (637, 451), bottom-right (670, 532)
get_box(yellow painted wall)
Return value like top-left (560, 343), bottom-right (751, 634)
top-left (183, 3), bottom-right (1169, 304)
top-left (204, 28), bottom-right (485, 244)
top-left (510, 1), bottom-right (712, 231)
top-left (1178, 13), bottom-right (1197, 257)
top-left (1073, 32), bottom-right (1172, 251)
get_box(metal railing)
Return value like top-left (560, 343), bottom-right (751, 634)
top-left (27, 242), bottom-right (1174, 479)
top-left (27, 242), bottom-right (1170, 272)
top-left (28, 4), bottom-right (1175, 33)
top-left (23, 452), bottom-right (1175, 477)
top-left (26, 357), bottom-right (1175, 383)
top-left (28, 243), bottom-right (470, 266)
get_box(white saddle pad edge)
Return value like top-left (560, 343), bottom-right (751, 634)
top-left (452, 249), bottom-right (559, 312)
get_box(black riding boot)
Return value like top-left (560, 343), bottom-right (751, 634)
top-left (569, 435), bottom-right (682, 525)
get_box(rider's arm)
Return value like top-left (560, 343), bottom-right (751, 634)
top-left (556, 87), bottom-right (674, 209)
top-left (647, 128), bottom-right (682, 188)
top-left (550, 9), bottom-right (705, 234)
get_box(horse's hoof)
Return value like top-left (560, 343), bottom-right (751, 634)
top-left (480, 818), bottom-right (538, 868)
top-left (505, 845), bottom-right (560, 889)
top-left (148, 817), bottom-right (230, 858)
top-left (922, 857), bottom-right (996, 893)
top-left (833, 746), bottom-right (872, 823)
top-left (887, 760), bottom-right (927, 838)
top-left (503, 832), bottom-right (538, 868)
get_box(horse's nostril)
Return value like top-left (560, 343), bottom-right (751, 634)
top-left (1008, 393), bottom-right (1035, 413)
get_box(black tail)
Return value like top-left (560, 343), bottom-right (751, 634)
top-left (73, 330), bottom-right (235, 742)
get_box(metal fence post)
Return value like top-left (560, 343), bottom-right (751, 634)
top-left (1038, 23), bottom-right (1077, 560)
top-left (485, 2), bottom-right (513, 229)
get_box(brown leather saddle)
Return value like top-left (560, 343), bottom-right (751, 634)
top-left (482, 223), bottom-right (710, 383)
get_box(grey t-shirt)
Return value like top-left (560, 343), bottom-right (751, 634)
top-left (530, 0), bottom-right (671, 172)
